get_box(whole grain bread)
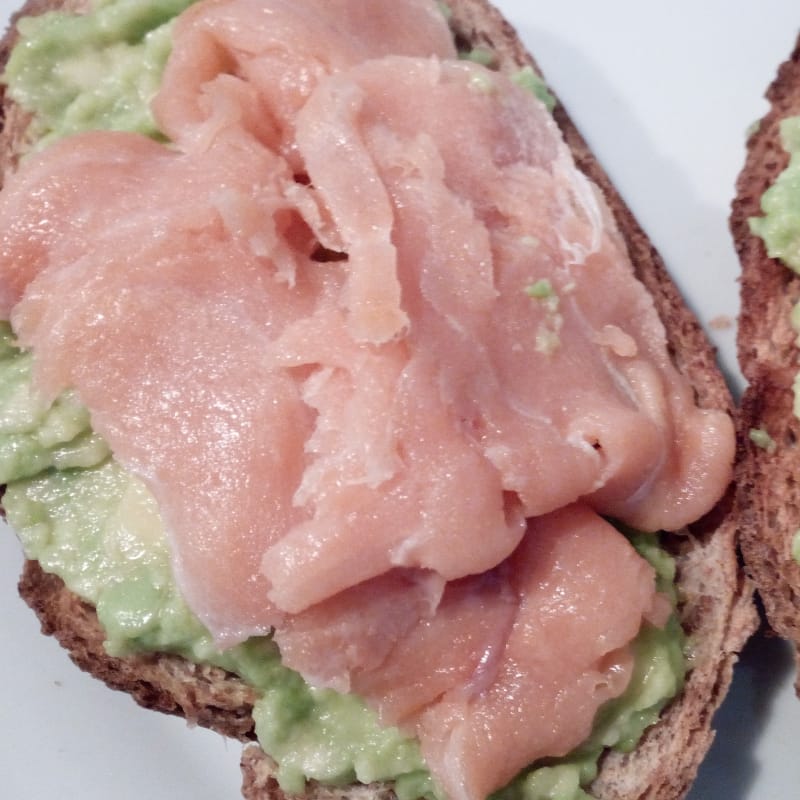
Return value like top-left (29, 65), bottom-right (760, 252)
top-left (732, 36), bottom-right (800, 664)
top-left (1, 1), bottom-right (756, 799)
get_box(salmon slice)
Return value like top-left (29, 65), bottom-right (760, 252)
top-left (263, 56), bottom-right (733, 609)
top-left (0, 4), bottom-right (730, 631)
top-left (263, 349), bottom-right (527, 613)
top-left (276, 504), bottom-right (658, 800)
top-left (3, 133), bottom-right (321, 639)
top-left (348, 566), bottom-right (519, 726)
top-left (154, 0), bottom-right (456, 161)
top-left (416, 505), bottom-right (656, 800)
top-left (0, 2), bottom-right (465, 639)
top-left (273, 568), bottom-right (446, 693)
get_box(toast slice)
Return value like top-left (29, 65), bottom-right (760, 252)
top-left (732, 36), bottom-right (800, 662)
top-left (0, 1), bottom-right (755, 798)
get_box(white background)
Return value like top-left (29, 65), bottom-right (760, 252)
top-left (1, 1), bottom-right (800, 798)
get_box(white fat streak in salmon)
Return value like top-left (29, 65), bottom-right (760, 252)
top-left (451, 569), bottom-right (518, 703)
top-left (210, 186), bottom-right (302, 284)
top-left (274, 567), bottom-right (447, 694)
top-left (294, 361), bottom-right (401, 499)
top-left (294, 75), bottom-right (409, 344)
top-left (551, 151), bottom-right (605, 267)
top-left (283, 181), bottom-right (346, 255)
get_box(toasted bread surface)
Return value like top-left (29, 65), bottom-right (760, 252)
top-left (1, 1), bottom-right (755, 799)
top-left (17, 559), bottom-right (259, 740)
top-left (732, 35), bottom-right (800, 657)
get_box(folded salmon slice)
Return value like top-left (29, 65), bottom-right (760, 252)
top-left (0, 3), bottom-right (731, 630)
top-left (154, 0), bottom-right (456, 162)
top-left (262, 55), bottom-right (734, 610)
top-left (0, 0), bottom-right (463, 639)
top-left (0, 1), bottom-right (730, 796)
top-left (417, 505), bottom-right (656, 800)
top-left (277, 504), bottom-right (658, 800)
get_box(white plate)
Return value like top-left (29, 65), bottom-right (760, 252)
top-left (1, 1), bottom-right (799, 798)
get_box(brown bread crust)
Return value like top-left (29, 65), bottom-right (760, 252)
top-left (17, 560), bottom-right (259, 740)
top-left (732, 37), bottom-right (800, 657)
top-left (1, 1), bottom-right (756, 799)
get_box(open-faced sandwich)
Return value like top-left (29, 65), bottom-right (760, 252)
top-left (733, 32), bottom-right (800, 672)
top-left (0, 1), bottom-right (755, 799)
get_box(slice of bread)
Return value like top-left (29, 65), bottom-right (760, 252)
top-left (1, 1), bottom-right (756, 798)
top-left (732, 36), bottom-right (800, 661)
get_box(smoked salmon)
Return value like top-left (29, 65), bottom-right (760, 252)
top-left (0, 1), bottom-right (734, 798)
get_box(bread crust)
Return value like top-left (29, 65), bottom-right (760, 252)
top-left (731, 37), bottom-right (800, 661)
top-left (1, 1), bottom-right (756, 799)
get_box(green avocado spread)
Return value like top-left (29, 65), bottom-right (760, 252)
top-left (750, 116), bottom-right (800, 273)
top-left (1, 3), bottom-right (686, 799)
top-left (749, 115), bottom-right (800, 565)
top-left (4, 0), bottom-right (193, 147)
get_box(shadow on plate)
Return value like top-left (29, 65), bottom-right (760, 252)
top-left (687, 618), bottom-right (794, 800)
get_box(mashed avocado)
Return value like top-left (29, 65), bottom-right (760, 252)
top-left (0, 328), bottom-right (108, 481)
top-left (750, 116), bottom-right (800, 272)
top-left (748, 426), bottom-right (777, 454)
top-left (0, 3), bottom-right (686, 798)
top-left (4, 0), bottom-right (193, 147)
top-left (512, 66), bottom-right (557, 112)
top-left (750, 115), bottom-right (800, 565)
top-left (749, 117), bottom-right (800, 427)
